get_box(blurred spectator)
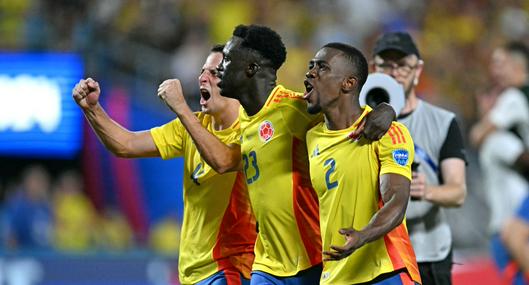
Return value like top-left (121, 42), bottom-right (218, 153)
top-left (1, 165), bottom-right (53, 250)
top-left (471, 42), bottom-right (529, 147)
top-left (148, 213), bottom-right (180, 256)
top-left (95, 207), bottom-right (133, 251)
top-left (52, 170), bottom-right (97, 252)
top-left (471, 42), bottom-right (529, 235)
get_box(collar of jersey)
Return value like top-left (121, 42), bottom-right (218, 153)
top-left (240, 85), bottom-right (285, 120)
top-left (321, 105), bottom-right (372, 134)
top-left (211, 117), bottom-right (239, 135)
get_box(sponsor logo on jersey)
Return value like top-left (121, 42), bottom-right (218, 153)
top-left (392, 149), bottom-right (409, 166)
top-left (258, 120), bottom-right (274, 142)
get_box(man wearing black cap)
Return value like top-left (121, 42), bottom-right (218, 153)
top-left (371, 31), bottom-right (468, 285)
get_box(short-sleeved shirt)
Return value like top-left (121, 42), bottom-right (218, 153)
top-left (481, 131), bottom-right (528, 233)
top-left (307, 106), bottom-right (420, 285)
top-left (151, 113), bottom-right (256, 285)
top-left (238, 85), bottom-right (322, 277)
top-left (489, 87), bottom-right (529, 146)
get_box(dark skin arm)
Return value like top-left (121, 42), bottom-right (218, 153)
top-left (323, 173), bottom-right (410, 261)
top-left (361, 102), bottom-right (396, 140)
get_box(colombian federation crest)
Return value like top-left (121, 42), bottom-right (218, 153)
top-left (258, 120), bottom-right (274, 142)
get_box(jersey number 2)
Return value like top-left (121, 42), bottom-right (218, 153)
top-left (243, 151), bottom-right (260, 184)
top-left (324, 158), bottom-right (338, 190)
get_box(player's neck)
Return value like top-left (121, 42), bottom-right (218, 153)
top-left (212, 102), bottom-right (240, 131)
top-left (240, 77), bottom-right (277, 116)
top-left (324, 98), bottom-right (362, 131)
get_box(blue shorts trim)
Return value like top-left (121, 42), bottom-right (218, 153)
top-left (369, 270), bottom-right (420, 285)
top-left (196, 270), bottom-right (250, 285)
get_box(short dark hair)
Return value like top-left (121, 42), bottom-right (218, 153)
top-left (232, 24), bottom-right (287, 70)
top-left (505, 41), bottom-right (529, 72)
top-left (323, 42), bottom-right (368, 90)
top-left (211, 44), bottom-right (225, 53)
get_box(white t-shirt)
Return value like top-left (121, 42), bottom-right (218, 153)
top-left (489, 87), bottom-right (529, 146)
top-left (480, 131), bottom-right (528, 233)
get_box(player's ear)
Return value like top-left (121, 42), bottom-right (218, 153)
top-left (342, 76), bottom-right (358, 93)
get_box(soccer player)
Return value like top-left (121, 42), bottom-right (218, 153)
top-left (158, 25), bottom-right (396, 284)
top-left (304, 42), bottom-right (421, 284)
top-left (72, 45), bottom-right (256, 285)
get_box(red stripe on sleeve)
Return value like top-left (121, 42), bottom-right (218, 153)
top-left (391, 126), bottom-right (402, 144)
top-left (388, 128), bottom-right (398, 144)
top-left (394, 125), bottom-right (407, 143)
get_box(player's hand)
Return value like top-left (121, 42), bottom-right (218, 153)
top-left (410, 171), bottom-right (428, 200)
top-left (157, 79), bottom-right (187, 113)
top-left (348, 118), bottom-right (366, 141)
top-left (323, 228), bottom-right (366, 261)
top-left (72, 78), bottom-right (100, 110)
top-left (362, 103), bottom-right (395, 141)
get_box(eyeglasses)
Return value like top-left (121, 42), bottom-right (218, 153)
top-left (374, 60), bottom-right (422, 76)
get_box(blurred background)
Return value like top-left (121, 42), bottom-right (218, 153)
top-left (1, 0), bottom-right (529, 284)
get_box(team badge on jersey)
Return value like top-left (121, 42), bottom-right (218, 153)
top-left (392, 149), bottom-right (409, 166)
top-left (258, 120), bottom-right (274, 142)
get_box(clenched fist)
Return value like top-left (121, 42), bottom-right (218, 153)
top-left (157, 79), bottom-right (188, 114)
top-left (72, 78), bottom-right (101, 110)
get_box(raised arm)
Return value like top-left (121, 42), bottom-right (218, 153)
top-left (72, 78), bottom-right (159, 158)
top-left (323, 173), bottom-right (410, 261)
top-left (157, 79), bottom-right (242, 173)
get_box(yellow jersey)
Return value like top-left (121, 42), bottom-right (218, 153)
top-left (151, 113), bottom-right (256, 285)
top-left (239, 85), bottom-right (322, 276)
top-left (306, 106), bottom-right (421, 285)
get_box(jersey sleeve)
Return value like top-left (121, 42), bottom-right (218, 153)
top-left (150, 118), bottom-right (185, 159)
top-left (282, 98), bottom-right (322, 140)
top-left (489, 88), bottom-right (529, 130)
top-left (377, 122), bottom-right (415, 180)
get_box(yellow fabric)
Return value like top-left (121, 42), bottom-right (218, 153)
top-left (151, 113), bottom-right (254, 284)
top-left (239, 85), bottom-right (322, 276)
top-left (307, 106), bottom-right (417, 284)
top-left (53, 193), bottom-right (96, 251)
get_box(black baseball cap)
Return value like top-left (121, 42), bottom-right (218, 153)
top-left (373, 31), bottom-right (421, 58)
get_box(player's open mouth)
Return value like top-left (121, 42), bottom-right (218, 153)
top-left (200, 88), bottom-right (211, 105)
top-left (303, 80), bottom-right (313, 99)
